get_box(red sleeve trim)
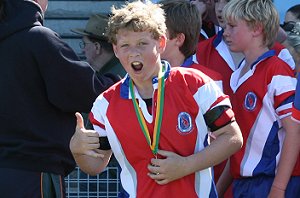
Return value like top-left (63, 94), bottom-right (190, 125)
top-left (292, 105), bottom-right (300, 122)
top-left (89, 112), bottom-right (105, 129)
top-left (213, 108), bottom-right (235, 129)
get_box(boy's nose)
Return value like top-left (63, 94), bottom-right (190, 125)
top-left (223, 28), bottom-right (229, 37)
top-left (128, 48), bottom-right (141, 57)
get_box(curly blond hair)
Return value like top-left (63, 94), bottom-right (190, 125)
top-left (106, 1), bottom-right (166, 45)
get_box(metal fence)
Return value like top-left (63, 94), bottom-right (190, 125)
top-left (65, 166), bottom-right (121, 198)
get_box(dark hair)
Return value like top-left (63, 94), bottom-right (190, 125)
top-left (161, 0), bottom-right (201, 58)
top-left (88, 37), bottom-right (113, 52)
top-left (287, 4), bottom-right (300, 21)
top-left (0, 0), bottom-right (5, 21)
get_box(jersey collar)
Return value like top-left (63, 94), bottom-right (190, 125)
top-left (120, 60), bottom-right (171, 99)
top-left (213, 29), bottom-right (224, 47)
top-left (238, 49), bottom-right (276, 70)
top-left (181, 55), bottom-right (195, 67)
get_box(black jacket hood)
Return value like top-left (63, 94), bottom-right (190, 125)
top-left (0, 0), bottom-right (44, 41)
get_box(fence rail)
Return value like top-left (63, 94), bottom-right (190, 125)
top-left (65, 166), bottom-right (121, 198)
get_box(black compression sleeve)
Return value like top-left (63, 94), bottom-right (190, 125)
top-left (99, 137), bottom-right (111, 150)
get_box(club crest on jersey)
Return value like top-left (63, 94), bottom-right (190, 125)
top-left (177, 112), bottom-right (193, 134)
top-left (244, 91), bottom-right (257, 111)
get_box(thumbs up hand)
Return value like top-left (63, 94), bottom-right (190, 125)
top-left (70, 112), bottom-right (104, 158)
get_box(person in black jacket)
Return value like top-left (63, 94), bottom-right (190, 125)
top-left (0, 0), bottom-right (115, 197)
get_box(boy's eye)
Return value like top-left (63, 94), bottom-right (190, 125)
top-left (227, 22), bottom-right (235, 27)
top-left (120, 44), bottom-right (129, 48)
top-left (138, 42), bottom-right (147, 46)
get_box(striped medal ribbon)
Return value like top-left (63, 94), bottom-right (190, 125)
top-left (129, 66), bottom-right (165, 155)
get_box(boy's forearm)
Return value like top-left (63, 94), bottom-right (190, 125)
top-left (73, 150), bottom-right (112, 176)
top-left (272, 117), bottom-right (300, 190)
top-left (184, 121), bottom-right (243, 174)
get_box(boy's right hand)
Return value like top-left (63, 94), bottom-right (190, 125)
top-left (69, 112), bottom-right (104, 158)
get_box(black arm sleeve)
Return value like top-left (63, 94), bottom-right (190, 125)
top-left (99, 137), bottom-right (111, 150)
top-left (204, 105), bottom-right (234, 132)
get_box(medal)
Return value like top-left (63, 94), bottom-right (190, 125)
top-left (129, 64), bottom-right (165, 156)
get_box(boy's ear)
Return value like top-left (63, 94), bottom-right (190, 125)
top-left (158, 35), bottom-right (167, 52)
top-left (252, 23), bottom-right (264, 37)
top-left (175, 33), bottom-right (185, 47)
top-left (112, 44), bottom-right (119, 58)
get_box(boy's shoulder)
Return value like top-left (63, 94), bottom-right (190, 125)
top-left (255, 55), bottom-right (295, 80)
top-left (100, 79), bottom-right (123, 99)
top-left (263, 55), bottom-right (293, 71)
top-left (168, 67), bottom-right (224, 102)
top-left (169, 66), bottom-right (216, 87)
top-left (188, 63), bottom-right (223, 81)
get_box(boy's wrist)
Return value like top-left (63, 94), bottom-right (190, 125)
top-left (272, 183), bottom-right (286, 191)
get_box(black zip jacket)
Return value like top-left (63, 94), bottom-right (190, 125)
top-left (0, 0), bottom-right (115, 176)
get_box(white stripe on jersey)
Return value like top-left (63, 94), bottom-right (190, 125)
top-left (214, 80), bottom-right (223, 92)
top-left (195, 80), bottom-right (226, 114)
top-left (241, 93), bottom-right (279, 176)
top-left (196, 167), bottom-right (213, 197)
top-left (193, 82), bottom-right (224, 197)
top-left (91, 97), bottom-right (138, 197)
top-left (215, 39), bottom-right (237, 72)
top-left (268, 75), bottom-right (297, 97)
top-left (92, 96), bottom-right (108, 137)
top-left (277, 48), bottom-right (295, 70)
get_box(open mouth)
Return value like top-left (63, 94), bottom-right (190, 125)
top-left (131, 61), bottom-right (143, 72)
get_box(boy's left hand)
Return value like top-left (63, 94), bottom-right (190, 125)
top-left (147, 150), bottom-right (188, 185)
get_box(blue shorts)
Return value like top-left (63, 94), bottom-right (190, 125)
top-left (233, 175), bottom-right (300, 198)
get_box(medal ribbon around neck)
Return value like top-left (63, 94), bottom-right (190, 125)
top-left (129, 65), bottom-right (165, 155)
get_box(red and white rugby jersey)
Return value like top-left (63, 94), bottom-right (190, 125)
top-left (229, 50), bottom-right (299, 179)
top-left (181, 55), bottom-right (223, 91)
top-left (196, 31), bottom-right (296, 98)
top-left (196, 31), bottom-right (239, 99)
top-left (292, 74), bottom-right (300, 123)
top-left (89, 61), bottom-right (232, 198)
top-left (272, 41), bottom-right (296, 71)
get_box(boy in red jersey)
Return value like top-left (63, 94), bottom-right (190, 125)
top-left (69, 1), bottom-right (243, 197)
top-left (217, 0), bottom-right (299, 197)
top-left (196, 0), bottom-right (295, 99)
top-left (160, 0), bottom-right (223, 89)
